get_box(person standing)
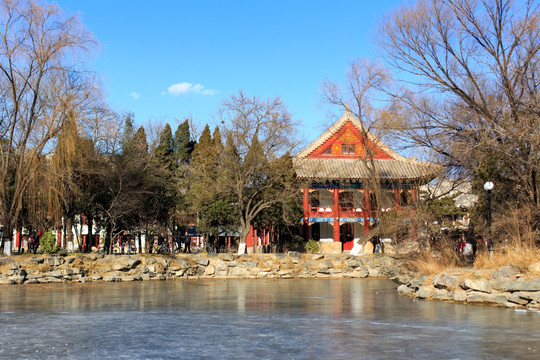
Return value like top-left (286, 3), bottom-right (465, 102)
top-left (183, 231), bottom-right (191, 253)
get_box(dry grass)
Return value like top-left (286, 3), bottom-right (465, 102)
top-left (474, 246), bottom-right (540, 272)
top-left (407, 247), bottom-right (465, 276)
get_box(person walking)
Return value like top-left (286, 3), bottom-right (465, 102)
top-left (183, 231), bottom-right (191, 253)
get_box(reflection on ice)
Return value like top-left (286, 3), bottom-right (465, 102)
top-left (0, 279), bottom-right (539, 359)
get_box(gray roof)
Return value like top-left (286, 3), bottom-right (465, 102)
top-left (293, 111), bottom-right (441, 182)
top-left (294, 158), bottom-right (440, 181)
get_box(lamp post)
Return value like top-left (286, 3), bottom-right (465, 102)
top-left (483, 181), bottom-right (494, 256)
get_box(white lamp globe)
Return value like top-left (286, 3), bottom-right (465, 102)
top-left (483, 181), bottom-right (494, 191)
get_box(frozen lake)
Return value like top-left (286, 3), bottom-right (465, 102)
top-left (0, 279), bottom-right (539, 359)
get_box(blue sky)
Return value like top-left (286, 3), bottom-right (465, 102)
top-left (56, 0), bottom-right (404, 146)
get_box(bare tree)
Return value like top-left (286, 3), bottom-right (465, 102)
top-left (217, 91), bottom-right (301, 247)
top-left (0, 0), bottom-right (96, 253)
top-left (323, 59), bottom-right (414, 242)
top-left (378, 0), bottom-right (540, 218)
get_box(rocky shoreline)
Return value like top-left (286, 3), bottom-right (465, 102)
top-left (1, 252), bottom-right (539, 310)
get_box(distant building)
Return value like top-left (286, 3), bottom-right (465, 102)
top-left (293, 111), bottom-right (440, 252)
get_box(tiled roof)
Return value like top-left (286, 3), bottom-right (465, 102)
top-left (295, 111), bottom-right (407, 160)
top-left (293, 158), bottom-right (440, 181)
top-left (294, 111), bottom-right (441, 182)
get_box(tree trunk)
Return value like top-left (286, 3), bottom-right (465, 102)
top-left (86, 215), bottom-right (93, 253)
top-left (65, 216), bottom-right (73, 250)
top-left (2, 223), bottom-right (13, 255)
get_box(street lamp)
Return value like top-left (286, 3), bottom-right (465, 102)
top-left (483, 181), bottom-right (494, 256)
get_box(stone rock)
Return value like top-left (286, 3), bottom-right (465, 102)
top-left (47, 270), bottom-right (64, 278)
top-left (8, 263), bottom-right (19, 271)
top-left (354, 268), bottom-right (369, 278)
top-left (0, 258), bottom-right (15, 266)
top-left (362, 242), bottom-right (374, 254)
top-left (244, 261), bottom-right (258, 268)
top-left (322, 260), bottom-right (334, 268)
top-left (278, 270), bottom-right (292, 276)
top-left (196, 257), bottom-right (210, 266)
top-left (453, 289), bottom-right (468, 302)
top-left (29, 257), bottom-right (44, 264)
top-left (512, 291), bottom-right (540, 303)
top-left (504, 279), bottom-right (540, 292)
top-left (433, 288), bottom-right (451, 301)
top-left (493, 265), bottom-right (521, 278)
top-left (317, 267), bottom-right (330, 274)
top-left (112, 263), bottom-right (130, 272)
top-left (347, 259), bottom-right (360, 268)
top-left (10, 275), bottom-right (26, 284)
top-left (391, 275), bottom-right (412, 285)
top-left (397, 284), bottom-right (414, 295)
top-left (460, 278), bottom-right (490, 293)
top-left (467, 291), bottom-right (508, 305)
top-left (123, 258), bottom-right (141, 269)
top-left (310, 254), bottom-right (324, 260)
top-left (91, 275), bottom-right (102, 281)
top-left (395, 241), bottom-right (419, 254)
top-left (508, 293), bottom-right (531, 305)
top-left (287, 251), bottom-right (301, 258)
top-left (204, 265), bottom-right (215, 276)
top-left (415, 286), bottom-right (435, 299)
top-left (368, 267), bottom-right (381, 277)
top-left (155, 258), bottom-right (170, 268)
top-left (409, 276), bottom-right (427, 290)
top-left (228, 266), bottom-right (248, 277)
top-left (329, 268), bottom-right (342, 275)
top-left (221, 253), bottom-right (234, 262)
top-left (147, 265), bottom-right (156, 273)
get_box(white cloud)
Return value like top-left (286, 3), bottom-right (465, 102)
top-left (167, 82), bottom-right (217, 96)
top-left (130, 92), bottom-right (140, 100)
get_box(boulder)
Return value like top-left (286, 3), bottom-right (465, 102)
top-left (433, 274), bottom-right (459, 290)
top-left (460, 278), bottom-right (490, 293)
top-left (397, 284), bottom-right (414, 295)
top-left (310, 254), bottom-right (324, 260)
top-left (391, 275), bottom-right (412, 285)
top-left (432, 288), bottom-right (452, 301)
top-left (317, 267), bottom-right (330, 275)
top-left (195, 257), bottom-right (210, 266)
top-left (204, 265), bottom-right (215, 276)
top-left (508, 293), bottom-right (531, 305)
top-left (287, 251), bottom-right (301, 258)
top-left (415, 286), bottom-right (435, 299)
top-left (354, 268), bottom-right (369, 278)
top-left (362, 242), bottom-right (374, 254)
top-left (112, 263), bottom-right (130, 272)
top-left (512, 291), bottom-right (540, 302)
top-left (453, 290), bottom-right (468, 302)
top-left (504, 279), bottom-right (540, 292)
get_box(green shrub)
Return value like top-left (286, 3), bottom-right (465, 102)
top-left (305, 239), bottom-right (320, 254)
top-left (39, 230), bottom-right (58, 254)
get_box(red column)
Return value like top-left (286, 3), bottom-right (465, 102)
top-left (57, 228), bottom-right (62, 248)
top-left (15, 230), bottom-right (21, 248)
top-left (246, 225), bottom-right (254, 248)
top-left (303, 188), bottom-right (309, 242)
top-left (363, 189), bottom-right (370, 234)
top-left (333, 189), bottom-right (340, 242)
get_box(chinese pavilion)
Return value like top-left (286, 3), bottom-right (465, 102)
top-left (293, 111), bottom-right (440, 252)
